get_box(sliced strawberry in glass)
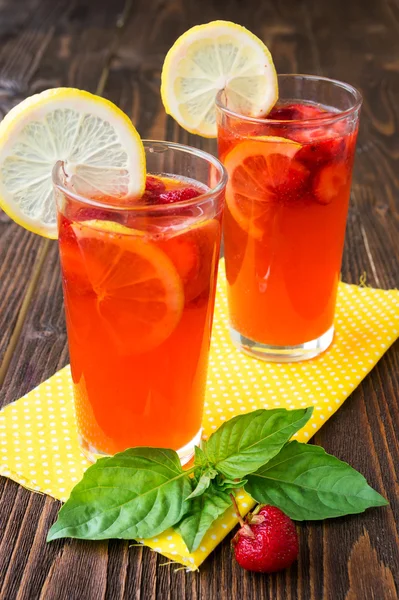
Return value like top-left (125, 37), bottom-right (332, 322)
top-left (158, 187), bottom-right (201, 204)
top-left (296, 135), bottom-right (346, 166)
top-left (268, 103), bottom-right (328, 121)
top-left (145, 175), bottom-right (166, 193)
top-left (293, 115), bottom-right (350, 165)
top-left (275, 157), bottom-right (310, 201)
top-left (313, 162), bottom-right (349, 204)
top-left (142, 176), bottom-right (166, 204)
top-left (158, 219), bottom-right (220, 304)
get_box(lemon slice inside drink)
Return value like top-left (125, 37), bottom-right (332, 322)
top-left (63, 218), bottom-right (185, 355)
top-left (0, 88), bottom-right (146, 238)
top-left (224, 137), bottom-right (302, 239)
top-left (161, 20), bottom-right (278, 138)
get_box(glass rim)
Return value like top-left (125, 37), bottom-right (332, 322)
top-left (52, 139), bottom-right (228, 213)
top-left (215, 73), bottom-right (363, 126)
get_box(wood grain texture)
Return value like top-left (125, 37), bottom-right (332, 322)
top-left (0, 0), bottom-right (72, 373)
top-left (0, 0), bottom-right (398, 599)
top-left (345, 530), bottom-right (397, 600)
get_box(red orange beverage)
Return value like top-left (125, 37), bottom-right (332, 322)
top-left (54, 142), bottom-right (226, 461)
top-left (217, 75), bottom-right (362, 361)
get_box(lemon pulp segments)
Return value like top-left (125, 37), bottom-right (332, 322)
top-left (224, 137), bottom-right (302, 239)
top-left (161, 20), bottom-right (278, 138)
top-left (0, 88), bottom-right (146, 238)
top-left (67, 219), bottom-right (185, 355)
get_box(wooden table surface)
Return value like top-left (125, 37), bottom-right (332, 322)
top-left (0, 0), bottom-right (398, 598)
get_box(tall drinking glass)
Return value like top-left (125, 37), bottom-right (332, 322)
top-left (53, 141), bottom-right (227, 463)
top-left (216, 75), bottom-right (362, 362)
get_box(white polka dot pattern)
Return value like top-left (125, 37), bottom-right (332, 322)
top-left (0, 263), bottom-right (397, 570)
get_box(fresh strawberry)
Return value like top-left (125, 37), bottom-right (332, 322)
top-left (296, 137), bottom-right (346, 166)
top-left (145, 175), bottom-right (166, 194)
top-left (294, 121), bottom-right (348, 166)
top-left (158, 218), bottom-right (219, 304)
top-left (158, 187), bottom-right (201, 204)
top-left (268, 105), bottom-right (298, 121)
top-left (317, 136), bottom-right (347, 163)
top-left (275, 157), bottom-right (310, 201)
top-left (269, 103), bottom-right (327, 122)
top-left (232, 504), bottom-right (299, 573)
top-left (256, 154), bottom-right (310, 204)
top-left (313, 162), bottom-right (349, 205)
top-left (293, 114), bottom-right (350, 162)
top-left (266, 104), bottom-right (330, 142)
top-left (144, 186), bottom-right (201, 205)
top-left (142, 176), bottom-right (166, 204)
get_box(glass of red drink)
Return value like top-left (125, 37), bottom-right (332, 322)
top-left (216, 75), bottom-right (362, 362)
top-left (53, 141), bottom-right (227, 463)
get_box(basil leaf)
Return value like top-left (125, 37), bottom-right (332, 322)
top-left (175, 485), bottom-right (231, 552)
top-left (245, 441), bottom-right (388, 520)
top-left (194, 445), bottom-right (208, 468)
top-left (186, 468), bottom-right (218, 500)
top-left (47, 448), bottom-right (192, 541)
top-left (215, 476), bottom-right (248, 491)
top-left (205, 408), bottom-right (313, 478)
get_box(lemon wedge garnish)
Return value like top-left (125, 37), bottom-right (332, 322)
top-left (0, 88), bottom-right (146, 238)
top-left (161, 20), bottom-right (278, 138)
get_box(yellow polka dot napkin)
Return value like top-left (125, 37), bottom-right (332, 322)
top-left (0, 265), bottom-right (398, 570)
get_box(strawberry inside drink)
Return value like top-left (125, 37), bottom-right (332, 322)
top-left (218, 99), bottom-right (359, 352)
top-left (58, 173), bottom-right (222, 457)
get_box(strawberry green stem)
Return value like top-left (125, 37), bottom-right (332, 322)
top-left (230, 493), bottom-right (246, 528)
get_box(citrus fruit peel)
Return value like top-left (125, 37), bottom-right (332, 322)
top-left (224, 137), bottom-right (303, 239)
top-left (0, 88), bottom-right (146, 238)
top-left (64, 220), bottom-right (184, 354)
top-left (161, 20), bottom-right (278, 138)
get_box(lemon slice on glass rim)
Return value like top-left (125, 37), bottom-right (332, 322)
top-left (161, 20), bottom-right (278, 138)
top-left (0, 88), bottom-right (146, 238)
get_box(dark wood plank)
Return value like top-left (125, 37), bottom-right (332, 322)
top-left (0, 0), bottom-right (73, 375)
top-left (0, 0), bottom-right (70, 117)
top-left (0, 2), bottom-right (138, 600)
top-left (304, 0), bottom-right (399, 598)
top-left (0, 0), bottom-right (130, 381)
top-left (0, 230), bottom-right (48, 380)
top-left (0, 0), bottom-right (398, 599)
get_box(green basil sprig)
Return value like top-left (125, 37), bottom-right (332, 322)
top-left (47, 407), bottom-right (388, 552)
top-left (245, 441), bottom-right (388, 520)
